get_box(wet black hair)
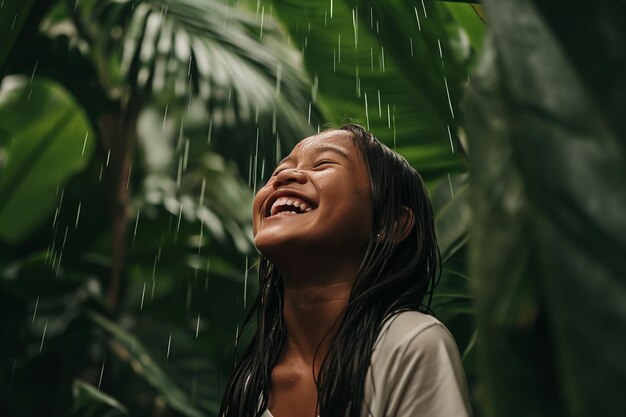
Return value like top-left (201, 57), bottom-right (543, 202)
top-left (219, 124), bottom-right (441, 417)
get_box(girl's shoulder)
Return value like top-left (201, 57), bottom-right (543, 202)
top-left (364, 310), bottom-right (472, 416)
top-left (373, 310), bottom-right (454, 357)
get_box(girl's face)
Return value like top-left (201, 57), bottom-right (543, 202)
top-left (252, 130), bottom-right (373, 262)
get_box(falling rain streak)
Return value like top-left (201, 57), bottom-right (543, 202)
top-left (32, 296), bottom-right (39, 324)
top-left (75, 202), bottom-right (81, 229)
top-left (39, 321), bottom-right (48, 353)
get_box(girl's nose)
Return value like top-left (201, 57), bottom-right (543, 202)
top-left (273, 168), bottom-right (307, 188)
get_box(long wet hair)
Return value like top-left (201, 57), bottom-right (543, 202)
top-left (219, 124), bottom-right (441, 417)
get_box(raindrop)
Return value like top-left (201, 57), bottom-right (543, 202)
top-left (195, 314), bottom-right (201, 339)
top-left (447, 172), bottom-right (455, 199)
top-left (177, 118), bottom-right (184, 150)
top-left (312, 74), bottom-right (318, 102)
top-left (39, 320), bottom-right (48, 353)
top-left (308, 101), bottom-right (312, 125)
top-left (199, 177), bottom-right (206, 206)
top-left (338, 34), bottom-right (341, 62)
top-left (30, 59), bottom-right (38, 82)
top-left (248, 154), bottom-right (253, 187)
top-left (132, 209), bottom-right (140, 245)
top-left (166, 332), bottom-right (172, 359)
top-left (52, 189), bottom-right (64, 229)
top-left (377, 90), bottom-right (382, 118)
top-left (176, 156), bottom-right (183, 189)
top-left (447, 124), bottom-right (455, 153)
top-left (364, 93), bottom-right (370, 130)
top-left (11, 13), bottom-right (17, 30)
top-left (162, 104), bottom-right (168, 130)
top-left (381, 46), bottom-right (385, 72)
top-left (207, 120), bottom-right (213, 144)
top-left (253, 129), bottom-right (260, 194)
top-left (151, 253), bottom-right (158, 298)
top-left (106, 149), bottom-right (111, 167)
top-left (444, 77), bottom-right (455, 119)
top-left (352, 8), bottom-right (358, 49)
top-left (56, 226), bottom-right (69, 277)
top-left (32, 295), bottom-right (39, 324)
top-left (140, 281), bottom-right (146, 310)
top-left (177, 200), bottom-right (184, 233)
top-left (421, 0), bottom-right (428, 18)
top-left (414, 7), bottom-right (421, 31)
top-left (97, 357), bottom-right (106, 389)
top-left (260, 6), bottom-right (265, 39)
top-left (81, 131), bottom-right (89, 155)
top-left (75, 202), bottom-right (81, 229)
top-left (410, 37), bottom-right (414, 56)
top-left (330, 0), bottom-right (333, 18)
top-left (183, 138), bottom-right (190, 170)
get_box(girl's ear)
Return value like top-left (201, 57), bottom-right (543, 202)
top-left (396, 206), bottom-right (415, 242)
top-left (376, 206), bottom-right (415, 243)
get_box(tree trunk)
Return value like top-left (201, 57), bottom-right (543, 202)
top-left (98, 100), bottom-right (138, 310)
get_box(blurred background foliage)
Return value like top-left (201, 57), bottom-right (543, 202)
top-left (1, 1), bottom-right (624, 417)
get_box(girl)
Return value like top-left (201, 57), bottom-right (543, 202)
top-left (219, 124), bottom-right (471, 417)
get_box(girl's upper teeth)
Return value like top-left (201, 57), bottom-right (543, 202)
top-left (270, 196), bottom-right (313, 216)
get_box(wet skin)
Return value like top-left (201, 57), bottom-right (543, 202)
top-left (252, 130), bottom-right (374, 417)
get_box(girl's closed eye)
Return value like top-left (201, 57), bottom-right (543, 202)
top-left (313, 160), bottom-right (337, 168)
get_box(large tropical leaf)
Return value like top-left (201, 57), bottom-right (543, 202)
top-left (271, 0), bottom-right (481, 180)
top-left (0, 76), bottom-right (95, 244)
top-left (107, 0), bottom-right (320, 162)
top-left (89, 311), bottom-right (212, 417)
top-left (464, 1), bottom-right (626, 416)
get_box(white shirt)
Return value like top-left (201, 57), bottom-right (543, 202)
top-left (262, 311), bottom-right (472, 417)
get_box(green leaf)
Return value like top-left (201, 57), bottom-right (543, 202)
top-left (464, 1), bottom-right (626, 416)
top-left (71, 380), bottom-right (128, 417)
top-left (444, 2), bottom-right (485, 54)
top-left (114, 0), bottom-right (318, 146)
top-left (0, 76), bottom-right (95, 244)
top-left (432, 173), bottom-right (470, 260)
top-left (271, 0), bottom-right (476, 180)
top-left (0, 0), bottom-right (37, 72)
top-left (88, 312), bottom-right (208, 417)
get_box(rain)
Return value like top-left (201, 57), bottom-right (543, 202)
top-left (7, 1), bottom-right (617, 417)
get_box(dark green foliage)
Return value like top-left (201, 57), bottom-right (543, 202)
top-left (464, 1), bottom-right (626, 416)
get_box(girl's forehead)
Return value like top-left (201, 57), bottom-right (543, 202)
top-left (291, 130), bottom-right (355, 156)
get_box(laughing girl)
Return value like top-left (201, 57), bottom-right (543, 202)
top-left (220, 124), bottom-right (471, 417)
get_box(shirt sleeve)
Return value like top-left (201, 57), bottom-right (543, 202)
top-left (362, 312), bottom-right (472, 417)
top-left (375, 323), bottom-right (472, 417)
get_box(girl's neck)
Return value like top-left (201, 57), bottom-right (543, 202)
top-left (279, 271), bottom-right (354, 372)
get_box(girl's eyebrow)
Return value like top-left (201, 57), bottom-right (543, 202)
top-left (278, 145), bottom-right (350, 166)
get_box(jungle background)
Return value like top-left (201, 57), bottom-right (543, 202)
top-left (1, 0), bottom-right (624, 416)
